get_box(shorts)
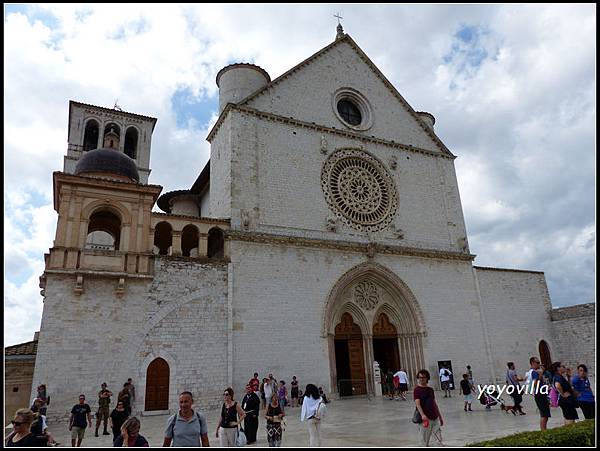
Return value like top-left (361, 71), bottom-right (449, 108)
top-left (534, 394), bottom-right (551, 418)
top-left (399, 383), bottom-right (408, 392)
top-left (559, 396), bottom-right (579, 420)
top-left (97, 407), bottom-right (109, 421)
top-left (464, 394), bottom-right (473, 403)
top-left (291, 388), bottom-right (299, 399)
top-left (71, 426), bottom-right (86, 440)
top-left (441, 381), bottom-right (450, 390)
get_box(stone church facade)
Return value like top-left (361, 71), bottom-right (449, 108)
top-left (30, 31), bottom-right (594, 420)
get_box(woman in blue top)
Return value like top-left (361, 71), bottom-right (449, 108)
top-left (572, 364), bottom-right (595, 419)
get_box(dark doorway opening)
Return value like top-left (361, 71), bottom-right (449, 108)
top-left (335, 339), bottom-right (352, 396)
top-left (373, 338), bottom-right (400, 375)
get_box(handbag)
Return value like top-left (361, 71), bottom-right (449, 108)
top-left (236, 428), bottom-right (247, 447)
top-left (412, 408), bottom-right (423, 424)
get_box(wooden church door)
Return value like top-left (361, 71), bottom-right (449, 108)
top-left (145, 358), bottom-right (169, 411)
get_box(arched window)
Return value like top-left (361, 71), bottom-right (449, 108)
top-left (207, 227), bottom-right (224, 258)
top-left (83, 119), bottom-right (100, 151)
top-left (86, 210), bottom-right (121, 251)
top-left (181, 225), bottom-right (199, 257)
top-left (154, 222), bottom-right (172, 255)
top-left (124, 127), bottom-right (138, 159)
top-left (103, 123), bottom-right (121, 149)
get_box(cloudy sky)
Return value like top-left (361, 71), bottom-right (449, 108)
top-left (4, 4), bottom-right (595, 346)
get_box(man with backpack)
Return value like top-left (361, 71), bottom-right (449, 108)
top-left (163, 391), bottom-right (210, 447)
top-left (439, 366), bottom-right (452, 398)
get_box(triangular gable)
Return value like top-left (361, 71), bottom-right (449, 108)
top-left (239, 35), bottom-right (453, 157)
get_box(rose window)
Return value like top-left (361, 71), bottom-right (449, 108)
top-left (321, 149), bottom-right (398, 232)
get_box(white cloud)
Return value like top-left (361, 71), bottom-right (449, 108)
top-left (4, 4), bottom-right (595, 345)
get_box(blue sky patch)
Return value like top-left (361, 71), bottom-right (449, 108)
top-left (443, 24), bottom-right (490, 74)
top-left (171, 87), bottom-right (218, 128)
top-left (5, 4), bottom-right (60, 29)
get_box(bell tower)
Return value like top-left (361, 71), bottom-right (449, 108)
top-left (64, 100), bottom-right (157, 184)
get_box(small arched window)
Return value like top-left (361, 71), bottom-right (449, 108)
top-left (124, 127), bottom-right (138, 159)
top-left (103, 123), bottom-right (121, 149)
top-left (207, 227), bottom-right (224, 258)
top-left (83, 119), bottom-right (100, 151)
top-left (181, 225), bottom-right (199, 257)
top-left (86, 210), bottom-right (121, 251)
top-left (154, 222), bottom-right (173, 256)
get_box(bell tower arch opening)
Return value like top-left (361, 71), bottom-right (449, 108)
top-left (324, 262), bottom-right (426, 397)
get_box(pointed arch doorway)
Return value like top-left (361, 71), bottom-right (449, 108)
top-left (325, 263), bottom-right (426, 397)
top-left (145, 358), bottom-right (169, 411)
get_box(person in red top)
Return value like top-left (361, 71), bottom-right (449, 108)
top-left (414, 369), bottom-right (444, 446)
top-left (249, 373), bottom-right (260, 393)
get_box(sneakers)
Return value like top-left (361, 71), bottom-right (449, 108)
top-left (94, 432), bottom-right (99, 438)
top-left (103, 431), bottom-right (111, 435)
top-left (468, 408), bottom-right (473, 412)
top-left (464, 407), bottom-right (467, 411)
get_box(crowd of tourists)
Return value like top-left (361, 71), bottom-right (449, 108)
top-left (6, 361), bottom-right (594, 447)
top-left (5, 374), bottom-right (328, 447)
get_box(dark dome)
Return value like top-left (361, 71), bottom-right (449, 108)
top-left (74, 148), bottom-right (139, 182)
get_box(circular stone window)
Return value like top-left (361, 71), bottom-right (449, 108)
top-left (332, 88), bottom-right (373, 130)
top-left (321, 149), bottom-right (398, 232)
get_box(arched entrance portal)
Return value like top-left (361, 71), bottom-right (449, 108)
top-left (334, 313), bottom-right (367, 396)
top-left (145, 358), bottom-right (169, 411)
top-left (539, 340), bottom-right (552, 370)
top-left (325, 263), bottom-right (426, 397)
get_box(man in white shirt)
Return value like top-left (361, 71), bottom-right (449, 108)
top-left (439, 366), bottom-right (452, 398)
top-left (393, 368), bottom-right (409, 400)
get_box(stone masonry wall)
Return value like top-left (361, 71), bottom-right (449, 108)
top-left (474, 267), bottom-right (555, 383)
top-left (32, 258), bottom-right (228, 422)
top-left (551, 303), bottom-right (596, 376)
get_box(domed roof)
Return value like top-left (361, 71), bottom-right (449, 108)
top-left (74, 147), bottom-right (139, 182)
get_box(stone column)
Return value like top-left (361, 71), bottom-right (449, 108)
top-left (171, 232), bottom-right (182, 256)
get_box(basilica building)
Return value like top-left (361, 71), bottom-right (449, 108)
top-left (28, 28), bottom-right (594, 419)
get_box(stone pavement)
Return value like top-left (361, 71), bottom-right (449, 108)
top-left (30, 393), bottom-right (577, 447)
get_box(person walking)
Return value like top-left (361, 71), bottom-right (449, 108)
top-left (249, 373), bottom-right (260, 393)
top-left (113, 417), bottom-right (149, 447)
top-left (127, 379), bottom-right (136, 415)
top-left (300, 384), bottom-right (325, 447)
top-left (460, 374), bottom-right (474, 411)
top-left (6, 408), bottom-right (49, 447)
top-left (290, 376), bottom-right (300, 408)
top-left (466, 365), bottom-right (474, 385)
top-left (242, 383), bottom-right (261, 445)
top-left (385, 370), bottom-right (395, 400)
top-left (278, 381), bottom-right (288, 411)
top-left (551, 361), bottom-right (579, 425)
top-left (95, 382), bottom-right (113, 437)
top-left (265, 394), bottom-right (285, 447)
top-left (30, 398), bottom-right (59, 445)
top-left (439, 366), bottom-right (452, 398)
top-left (527, 356), bottom-right (551, 430)
top-left (506, 362), bottom-right (525, 414)
top-left (69, 394), bottom-right (92, 447)
top-left (264, 378), bottom-right (274, 410)
top-left (163, 391), bottom-right (209, 447)
top-left (118, 383), bottom-right (132, 417)
top-left (35, 384), bottom-right (50, 416)
top-left (414, 370), bottom-right (444, 447)
top-left (394, 368), bottom-right (409, 401)
top-left (572, 364), bottom-right (595, 419)
top-left (260, 378), bottom-right (267, 410)
top-left (109, 401), bottom-right (129, 442)
top-left (216, 387), bottom-right (246, 447)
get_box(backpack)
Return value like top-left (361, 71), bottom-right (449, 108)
top-left (443, 370), bottom-right (449, 377)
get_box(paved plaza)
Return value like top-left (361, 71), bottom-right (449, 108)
top-left (38, 392), bottom-right (578, 447)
